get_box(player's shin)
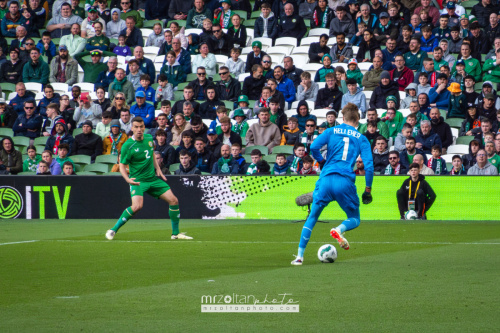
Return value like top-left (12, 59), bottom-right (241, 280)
top-left (297, 203), bottom-right (324, 257)
top-left (169, 205), bottom-right (180, 235)
top-left (338, 217), bottom-right (360, 233)
top-left (112, 207), bottom-right (135, 232)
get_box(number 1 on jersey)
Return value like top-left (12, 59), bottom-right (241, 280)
top-left (342, 137), bottom-right (349, 161)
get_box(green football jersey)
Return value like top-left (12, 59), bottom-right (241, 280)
top-left (121, 134), bottom-right (157, 182)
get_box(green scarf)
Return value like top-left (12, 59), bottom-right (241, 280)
top-left (232, 120), bottom-right (247, 135)
top-left (218, 156), bottom-right (233, 173)
top-left (110, 132), bottom-right (123, 155)
top-left (270, 113), bottom-right (279, 125)
top-left (113, 76), bottom-right (128, 92)
top-left (290, 156), bottom-right (301, 173)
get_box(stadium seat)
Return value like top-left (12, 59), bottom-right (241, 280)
top-left (243, 19), bottom-right (256, 27)
top-left (0, 82), bottom-right (16, 94)
top-left (34, 136), bottom-right (49, 146)
top-left (154, 55), bottom-right (165, 64)
top-left (77, 171), bottom-right (97, 175)
top-left (399, 109), bottom-right (411, 117)
top-left (292, 46), bottom-right (310, 55)
top-left (84, 163), bottom-right (109, 174)
top-left (300, 37), bottom-right (318, 47)
top-left (74, 82), bottom-right (95, 92)
top-left (169, 20), bottom-right (186, 27)
top-left (186, 73), bottom-right (198, 81)
top-left (267, 46), bottom-right (292, 57)
top-left (184, 28), bottom-right (202, 36)
top-left (442, 154), bottom-right (455, 163)
top-left (352, 46), bottom-right (359, 56)
top-left (263, 154), bottom-right (277, 163)
top-left (311, 109), bottom-right (331, 118)
top-left (103, 172), bottom-right (121, 176)
top-left (18, 171), bottom-right (36, 175)
top-left (215, 54), bottom-right (228, 67)
top-left (73, 128), bottom-right (84, 136)
top-left (445, 118), bottom-right (463, 128)
top-left (174, 90), bottom-right (184, 101)
top-left (50, 82), bottom-right (69, 94)
top-left (13, 136), bottom-right (30, 148)
top-left (250, 11), bottom-right (260, 19)
top-left (451, 128), bottom-right (459, 143)
top-left (272, 145), bottom-right (294, 155)
top-left (169, 163), bottom-right (180, 172)
top-left (447, 144), bottom-right (469, 155)
top-left (253, 37), bottom-right (273, 48)
top-left (71, 154), bottom-right (91, 166)
top-left (287, 54), bottom-right (309, 66)
top-left (308, 28), bottom-right (329, 37)
top-left (317, 82), bottom-right (326, 89)
top-left (275, 37), bottom-right (298, 48)
top-left (25, 82), bottom-right (42, 93)
top-left (95, 154), bottom-right (120, 165)
top-left (357, 62), bottom-right (372, 73)
top-left (248, 145), bottom-right (268, 155)
top-left (238, 73), bottom-right (251, 82)
top-left (0, 128), bottom-right (14, 138)
top-left (456, 136), bottom-right (474, 145)
top-left (285, 109), bottom-right (297, 117)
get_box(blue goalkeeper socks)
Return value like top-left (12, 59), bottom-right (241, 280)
top-left (337, 217), bottom-right (360, 234)
top-left (297, 203), bottom-right (324, 257)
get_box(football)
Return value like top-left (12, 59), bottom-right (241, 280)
top-left (405, 210), bottom-right (418, 220)
top-left (317, 244), bottom-right (338, 263)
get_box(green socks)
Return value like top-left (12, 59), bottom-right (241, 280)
top-left (111, 207), bottom-right (135, 232)
top-left (169, 205), bottom-right (180, 235)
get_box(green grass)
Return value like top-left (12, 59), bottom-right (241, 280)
top-left (1, 220), bottom-right (499, 332)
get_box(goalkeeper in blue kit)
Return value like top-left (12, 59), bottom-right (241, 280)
top-left (292, 103), bottom-right (374, 265)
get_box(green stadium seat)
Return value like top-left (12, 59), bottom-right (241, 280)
top-left (246, 145), bottom-right (268, 155)
top-left (223, 100), bottom-right (234, 111)
top-left (446, 162), bottom-right (452, 171)
top-left (103, 172), bottom-right (122, 175)
top-left (143, 20), bottom-right (160, 28)
top-left (12, 136), bottom-right (30, 148)
top-left (461, 0), bottom-right (475, 9)
top-left (0, 82), bottom-right (16, 95)
top-left (250, 11), bottom-right (260, 19)
top-left (18, 171), bottom-right (36, 175)
top-left (34, 136), bottom-right (49, 146)
top-left (263, 154), bottom-right (277, 163)
top-left (242, 154), bottom-right (252, 161)
top-left (77, 171), bottom-right (97, 175)
top-left (168, 20), bottom-right (186, 27)
top-left (173, 90), bottom-right (184, 101)
top-left (241, 137), bottom-right (247, 146)
top-left (176, 82), bottom-right (189, 91)
top-left (232, 10), bottom-right (248, 20)
top-left (243, 19), bottom-right (256, 28)
top-left (73, 128), bottom-right (84, 136)
top-left (84, 163), bottom-right (109, 174)
top-left (248, 100), bottom-right (257, 108)
top-left (186, 73), bottom-right (198, 81)
top-left (0, 128), bottom-right (14, 138)
top-left (36, 146), bottom-right (45, 155)
top-left (201, 172), bottom-right (211, 175)
top-left (95, 154), bottom-right (119, 165)
top-left (272, 145), bottom-right (294, 155)
top-left (444, 118), bottom-right (463, 129)
top-left (474, 82), bottom-right (484, 92)
top-left (456, 136), bottom-right (474, 145)
top-left (71, 154), bottom-right (91, 166)
top-left (169, 163), bottom-right (180, 172)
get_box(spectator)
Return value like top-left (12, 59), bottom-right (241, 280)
top-left (245, 149), bottom-right (262, 174)
top-left (223, 48), bottom-right (244, 79)
top-left (191, 42), bottom-right (216, 77)
top-left (95, 111), bottom-right (113, 138)
top-left (468, 149), bottom-right (499, 175)
top-left (41, 102), bottom-right (63, 137)
top-left (45, 118), bottom-right (74, 155)
top-left (72, 120), bottom-right (103, 161)
top-left (120, 0), bottom-right (143, 28)
top-left (467, 22), bottom-right (490, 59)
top-left (119, 109), bottom-right (132, 134)
top-left (428, 73), bottom-right (450, 108)
top-left (94, 57), bottom-right (118, 92)
top-left (410, 153), bottom-right (434, 175)
top-left (355, 30), bottom-right (379, 63)
top-left (384, 108), bottom-right (402, 139)
top-left (215, 65), bottom-right (241, 102)
top-left (362, 56), bottom-right (383, 91)
top-left (274, 66), bottom-right (296, 106)
top-left (390, 55), bottom-right (414, 91)
top-left (22, 145), bottom-right (41, 172)
top-left (291, 100), bottom-right (316, 132)
top-left (186, 0), bottom-right (212, 29)
top-left (453, 43), bottom-right (481, 82)
top-left (459, 106), bottom-right (481, 137)
top-left (242, 64), bottom-right (266, 100)
top-left (381, 37), bottom-right (401, 71)
top-left (59, 23), bottom-right (86, 57)
top-left (280, 117), bottom-right (300, 146)
top-left (369, 71), bottom-right (400, 109)
top-left (482, 47), bottom-right (500, 85)
top-left (311, 0), bottom-right (334, 29)
top-left (184, 116), bottom-right (209, 141)
top-left (414, 0), bottom-right (440, 26)
top-left (404, 37), bottom-right (426, 71)
top-left (299, 118), bottom-right (318, 154)
top-left (462, 139), bottom-right (480, 170)
top-left (10, 25), bottom-right (28, 51)
top-left (170, 37), bottom-right (192, 75)
top-left (439, 39), bottom-right (456, 69)
top-left (0, 99), bottom-right (17, 128)
top-left (329, 6), bottom-right (355, 39)
top-left (245, 41), bottom-right (267, 73)
top-left (315, 72), bottom-right (343, 110)
top-left (384, 148), bottom-right (406, 175)
top-left (145, 22), bottom-right (164, 48)
top-left (9, 82), bottom-right (35, 115)
top-left (153, 129), bottom-right (175, 171)
top-left (447, 82), bottom-right (466, 119)
top-left (356, 3), bottom-right (378, 31)
top-left (170, 113), bottom-right (192, 146)
top-left (211, 144), bottom-right (237, 174)
top-left (81, 6), bottom-right (106, 39)
top-left (218, 116), bottom-right (242, 147)
top-left (206, 128), bottom-right (222, 159)
top-left (35, 159), bottom-right (53, 175)
top-left (374, 12), bottom-right (398, 45)
top-left (12, 100), bottom-right (42, 141)
top-left (159, 51), bottom-right (185, 90)
top-left (341, 78), bottom-right (367, 118)
top-left (102, 119), bottom-right (127, 155)
top-left (73, 94), bottom-right (103, 128)
top-left (85, 22), bottom-right (110, 52)
top-left (0, 137), bottom-right (22, 174)
top-left (449, 154), bottom-right (467, 175)
top-left (126, 46), bottom-right (155, 84)
top-left (46, 2), bottom-right (83, 38)
top-left (22, 48), bottom-right (49, 84)
top-left (107, 8), bottom-right (126, 39)
top-left (74, 50), bottom-right (116, 83)
top-left (37, 85), bottom-right (60, 117)
top-left (394, 123), bottom-right (414, 153)
top-left (175, 149), bottom-right (202, 175)
top-left (308, 34), bottom-right (330, 64)
top-left (277, 3), bottom-right (306, 45)
top-left (245, 107), bottom-right (281, 153)
top-left (475, 81), bottom-right (500, 111)
top-left (359, 108), bottom-right (390, 139)
top-left (400, 136), bottom-right (427, 170)
top-left (472, 118), bottom-right (494, 147)
top-left (172, 86), bottom-right (201, 115)
top-left (208, 24), bottom-right (230, 56)
top-left (130, 91), bottom-right (154, 127)
top-left (125, 59), bottom-right (142, 90)
top-left (0, 48), bottom-right (24, 84)
top-left (486, 140), bottom-right (500, 172)
top-left (199, 85), bottom-right (224, 120)
top-left (48, 45), bottom-right (78, 86)
top-left (149, 112), bottom-right (172, 140)
top-left (283, 56), bottom-right (303, 88)
top-left (416, 119), bottom-right (442, 154)
top-left (106, 92), bottom-right (130, 120)
top-left (190, 66), bottom-right (211, 101)
top-left (471, 0), bottom-right (498, 28)
top-left (254, 2), bottom-right (278, 40)
top-left (329, 32), bottom-right (353, 64)
top-left (296, 71), bottom-right (319, 102)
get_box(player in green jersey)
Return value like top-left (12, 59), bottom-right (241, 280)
top-left (105, 117), bottom-right (193, 240)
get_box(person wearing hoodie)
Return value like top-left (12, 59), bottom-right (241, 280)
top-left (400, 83), bottom-right (418, 109)
top-left (72, 120), bottom-right (103, 161)
top-left (415, 119), bottom-right (442, 154)
top-left (420, 26), bottom-right (439, 52)
top-left (107, 8), bottom-right (126, 39)
top-left (280, 117), bottom-right (301, 146)
top-left (397, 163), bottom-right (436, 220)
top-left (254, 3), bottom-right (278, 40)
top-left (37, 85), bottom-right (60, 118)
top-left (462, 139), bottom-right (480, 171)
top-left (246, 107), bottom-right (281, 154)
top-left (394, 123), bottom-right (414, 153)
top-left (329, 6), bottom-right (355, 39)
top-left (372, 136), bottom-right (390, 173)
top-left (311, 0), bottom-right (334, 29)
top-left (231, 109), bottom-right (249, 139)
top-left (370, 71), bottom-right (400, 109)
top-left (22, 48), bottom-right (49, 84)
top-left (299, 0), bottom-right (316, 21)
top-left (186, 0), bottom-right (212, 29)
top-left (193, 137), bottom-right (215, 173)
top-left (467, 148), bottom-right (499, 175)
top-left (292, 100), bottom-right (317, 133)
top-left (447, 82), bottom-right (466, 119)
top-left (358, 108), bottom-right (390, 139)
top-left (482, 46), bottom-right (500, 85)
top-left (315, 73), bottom-right (343, 111)
top-left (314, 54), bottom-right (335, 83)
top-left (459, 106), bottom-right (481, 137)
top-left (272, 153), bottom-right (291, 175)
top-left (329, 32), bottom-right (353, 64)
top-left (346, 58), bottom-right (363, 88)
top-left (45, 119), bottom-right (75, 155)
top-left (390, 55), bottom-right (414, 92)
top-left (175, 149), bottom-right (202, 175)
top-left (199, 86), bottom-right (224, 120)
top-left (428, 73), bottom-right (450, 108)
top-left (341, 78), bottom-right (367, 118)
top-left (439, 39), bottom-right (456, 69)
top-left (159, 51), bottom-right (186, 89)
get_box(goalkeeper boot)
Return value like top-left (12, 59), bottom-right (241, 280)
top-left (291, 256), bottom-right (303, 265)
top-left (330, 228), bottom-right (350, 250)
top-left (105, 230), bottom-right (115, 240)
top-left (171, 232), bottom-right (193, 240)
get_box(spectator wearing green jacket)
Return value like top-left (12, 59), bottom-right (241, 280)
top-left (74, 50), bottom-right (117, 83)
top-left (119, 0), bottom-right (143, 28)
top-left (22, 48), bottom-right (50, 84)
top-left (447, 82), bottom-right (467, 119)
top-left (160, 51), bottom-right (186, 88)
top-left (482, 48), bottom-right (500, 84)
top-left (451, 43), bottom-right (481, 82)
top-left (358, 108), bottom-right (390, 139)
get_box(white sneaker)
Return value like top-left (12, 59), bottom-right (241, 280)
top-left (105, 230), bottom-right (115, 240)
top-left (171, 232), bottom-right (193, 240)
top-left (291, 256), bottom-right (303, 265)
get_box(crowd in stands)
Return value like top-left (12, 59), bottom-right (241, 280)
top-left (1, 0), bottom-right (500, 176)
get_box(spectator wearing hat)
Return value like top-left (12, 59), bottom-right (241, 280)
top-left (390, 54), bottom-right (414, 91)
top-left (341, 78), bottom-right (367, 117)
top-left (448, 25), bottom-right (463, 53)
top-left (49, 45), bottom-right (78, 85)
top-left (471, 0), bottom-right (498, 28)
top-left (442, 2), bottom-right (460, 27)
top-left (254, 2), bottom-right (278, 40)
top-left (206, 128), bottom-right (223, 159)
top-left (329, 32), bottom-right (353, 64)
top-left (370, 71), bottom-right (400, 109)
top-left (74, 49), bottom-right (116, 83)
top-left (231, 109), bottom-right (249, 138)
top-left (447, 82), bottom-right (466, 119)
top-left (314, 54), bottom-right (335, 83)
top-left (468, 22), bottom-right (491, 60)
top-left (308, 34), bottom-right (330, 64)
top-left (22, 48), bottom-right (50, 84)
top-left (453, 42), bottom-right (481, 82)
top-left (233, 95), bottom-right (254, 119)
top-left (346, 58), bottom-right (363, 87)
top-left (428, 73), bottom-right (450, 108)
top-left (45, 118), bottom-right (74, 156)
top-left (478, 94), bottom-right (498, 125)
top-left (46, 2), bottom-right (83, 38)
top-left (245, 41), bottom-right (268, 74)
top-left (0, 47), bottom-right (25, 84)
top-left (483, 47), bottom-right (500, 85)
top-left (277, 3), bottom-right (306, 45)
top-left (103, 119), bottom-right (127, 155)
top-left (329, 6), bottom-right (355, 39)
top-left (374, 12), bottom-right (398, 45)
top-left (81, 6), bottom-right (107, 38)
top-left (403, 37), bottom-right (427, 71)
top-left (130, 91), bottom-right (155, 127)
top-left (475, 81), bottom-right (500, 110)
top-left (213, 0), bottom-right (235, 29)
top-left (72, 120), bottom-right (103, 162)
top-left (73, 94), bottom-right (102, 128)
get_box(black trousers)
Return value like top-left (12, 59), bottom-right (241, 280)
top-left (397, 188), bottom-right (434, 218)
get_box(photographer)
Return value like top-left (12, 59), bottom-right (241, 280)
top-left (396, 163), bottom-right (436, 220)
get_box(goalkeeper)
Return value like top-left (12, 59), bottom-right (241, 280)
top-left (292, 103), bottom-right (374, 265)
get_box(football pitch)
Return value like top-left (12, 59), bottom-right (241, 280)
top-left (1, 219), bottom-right (499, 332)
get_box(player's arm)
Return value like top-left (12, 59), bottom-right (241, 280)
top-left (119, 162), bottom-right (139, 185)
top-left (152, 150), bottom-right (167, 181)
top-left (359, 136), bottom-right (374, 204)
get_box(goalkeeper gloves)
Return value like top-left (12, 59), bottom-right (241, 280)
top-left (362, 187), bottom-right (372, 204)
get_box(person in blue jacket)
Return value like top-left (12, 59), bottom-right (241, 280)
top-left (130, 91), bottom-right (155, 127)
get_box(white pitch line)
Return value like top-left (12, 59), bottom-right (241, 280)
top-left (0, 240), bottom-right (39, 246)
top-left (55, 296), bottom-right (79, 299)
top-left (51, 240), bottom-right (500, 245)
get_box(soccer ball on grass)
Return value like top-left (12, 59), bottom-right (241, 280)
top-left (317, 244), bottom-right (338, 263)
top-left (405, 210), bottom-right (418, 220)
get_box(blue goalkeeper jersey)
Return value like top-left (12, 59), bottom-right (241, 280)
top-left (310, 123), bottom-right (374, 187)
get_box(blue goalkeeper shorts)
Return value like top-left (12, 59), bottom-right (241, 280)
top-left (312, 174), bottom-right (360, 220)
